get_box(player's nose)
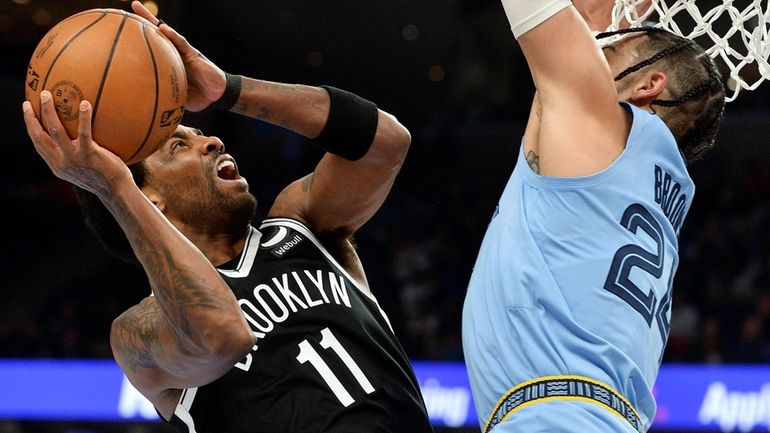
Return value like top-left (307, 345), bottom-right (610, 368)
top-left (200, 136), bottom-right (225, 155)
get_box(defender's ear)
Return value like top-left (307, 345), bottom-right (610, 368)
top-left (628, 70), bottom-right (668, 106)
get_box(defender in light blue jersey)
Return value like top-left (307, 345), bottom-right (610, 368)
top-left (462, 1), bottom-right (726, 432)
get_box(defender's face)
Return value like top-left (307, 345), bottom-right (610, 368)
top-left (141, 125), bottom-right (257, 232)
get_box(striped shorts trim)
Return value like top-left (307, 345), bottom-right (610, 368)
top-left (483, 375), bottom-right (642, 433)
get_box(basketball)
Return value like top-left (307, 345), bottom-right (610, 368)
top-left (25, 8), bottom-right (187, 164)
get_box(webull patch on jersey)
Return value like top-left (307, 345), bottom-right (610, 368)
top-left (261, 225), bottom-right (305, 257)
top-left (270, 233), bottom-right (304, 257)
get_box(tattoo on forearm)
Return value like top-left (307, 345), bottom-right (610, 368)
top-left (527, 150), bottom-right (541, 174)
top-left (256, 107), bottom-right (290, 130)
top-left (233, 100), bottom-right (248, 113)
top-left (144, 248), bottom-right (225, 338)
top-left (259, 106), bottom-right (273, 121)
top-left (111, 200), bottom-right (234, 365)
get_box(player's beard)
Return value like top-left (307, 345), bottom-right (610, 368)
top-left (173, 175), bottom-right (257, 236)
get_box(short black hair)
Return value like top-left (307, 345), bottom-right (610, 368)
top-left (74, 162), bottom-right (148, 267)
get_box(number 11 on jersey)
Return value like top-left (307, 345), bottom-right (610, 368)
top-left (296, 327), bottom-right (375, 406)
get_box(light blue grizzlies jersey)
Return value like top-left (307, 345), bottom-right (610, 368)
top-left (462, 103), bottom-right (695, 432)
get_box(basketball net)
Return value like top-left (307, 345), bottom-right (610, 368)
top-left (609, 0), bottom-right (770, 102)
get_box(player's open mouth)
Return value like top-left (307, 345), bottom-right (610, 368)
top-left (216, 156), bottom-right (239, 180)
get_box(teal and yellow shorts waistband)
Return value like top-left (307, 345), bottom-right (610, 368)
top-left (483, 375), bottom-right (642, 433)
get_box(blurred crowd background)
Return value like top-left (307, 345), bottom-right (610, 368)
top-left (0, 0), bottom-right (769, 431)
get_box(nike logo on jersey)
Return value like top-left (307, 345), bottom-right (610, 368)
top-left (261, 226), bottom-right (288, 247)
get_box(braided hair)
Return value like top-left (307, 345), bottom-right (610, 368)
top-left (73, 162), bottom-right (148, 267)
top-left (596, 27), bottom-right (726, 163)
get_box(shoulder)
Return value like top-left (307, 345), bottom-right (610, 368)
top-left (267, 175), bottom-right (312, 227)
top-left (260, 218), bottom-right (368, 290)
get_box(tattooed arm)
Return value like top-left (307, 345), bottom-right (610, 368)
top-left (107, 179), bottom-right (255, 419)
top-left (252, 79), bottom-right (410, 288)
top-left (239, 78), bottom-right (410, 233)
top-left (23, 93), bottom-right (255, 420)
top-left (511, 3), bottom-right (628, 177)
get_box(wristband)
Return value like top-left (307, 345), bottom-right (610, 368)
top-left (312, 85), bottom-right (378, 161)
top-left (501, 0), bottom-right (571, 39)
top-left (208, 72), bottom-right (242, 111)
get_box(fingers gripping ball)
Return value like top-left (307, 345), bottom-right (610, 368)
top-left (25, 9), bottom-right (187, 164)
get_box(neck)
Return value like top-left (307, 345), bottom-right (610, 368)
top-left (176, 223), bottom-right (251, 267)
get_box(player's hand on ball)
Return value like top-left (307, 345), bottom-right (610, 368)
top-left (131, 1), bottom-right (228, 112)
top-left (23, 91), bottom-right (131, 197)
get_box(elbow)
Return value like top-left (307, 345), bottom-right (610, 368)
top-left (393, 119), bottom-right (412, 159)
top-left (231, 324), bottom-right (257, 355)
top-left (109, 314), bottom-right (130, 357)
top-left (199, 320), bottom-right (256, 361)
top-left (182, 314), bottom-right (255, 363)
top-left (373, 111), bottom-right (411, 167)
top-left (220, 328), bottom-right (256, 363)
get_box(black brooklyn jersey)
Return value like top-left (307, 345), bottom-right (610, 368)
top-left (169, 218), bottom-right (434, 433)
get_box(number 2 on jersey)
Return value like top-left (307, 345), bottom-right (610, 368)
top-left (296, 327), bottom-right (375, 407)
top-left (604, 203), bottom-right (676, 361)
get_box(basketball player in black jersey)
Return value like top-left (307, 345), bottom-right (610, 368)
top-left (21, 2), bottom-right (434, 432)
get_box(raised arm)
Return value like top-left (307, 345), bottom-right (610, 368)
top-left (22, 96), bottom-right (255, 419)
top-left (509, 0), bottom-right (630, 176)
top-left (131, 1), bottom-right (408, 239)
top-left (234, 80), bottom-right (410, 238)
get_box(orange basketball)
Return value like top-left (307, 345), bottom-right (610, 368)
top-left (25, 8), bottom-right (187, 164)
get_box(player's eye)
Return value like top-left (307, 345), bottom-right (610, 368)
top-left (171, 140), bottom-right (185, 151)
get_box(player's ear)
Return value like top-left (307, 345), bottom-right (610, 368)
top-left (628, 70), bottom-right (668, 105)
top-left (141, 186), bottom-right (167, 213)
